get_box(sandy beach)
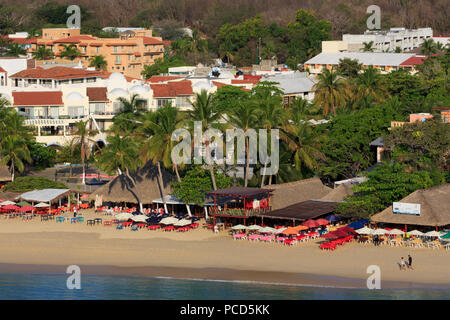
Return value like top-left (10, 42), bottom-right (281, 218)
top-left (0, 209), bottom-right (449, 289)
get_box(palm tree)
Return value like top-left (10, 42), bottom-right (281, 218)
top-left (362, 41), bottom-right (375, 52)
top-left (0, 109), bottom-right (33, 141)
top-left (32, 46), bottom-right (54, 60)
top-left (353, 66), bottom-right (389, 104)
top-left (186, 90), bottom-right (223, 190)
top-left (6, 43), bottom-right (26, 57)
top-left (227, 101), bottom-right (259, 187)
top-left (252, 82), bottom-right (286, 187)
top-left (0, 135), bottom-right (31, 181)
top-left (281, 119), bottom-right (325, 176)
top-left (420, 39), bottom-right (437, 57)
top-left (89, 55), bottom-right (107, 71)
top-left (140, 104), bottom-right (191, 214)
top-left (71, 120), bottom-right (98, 184)
top-left (313, 68), bottom-right (351, 115)
top-left (117, 94), bottom-right (145, 115)
top-left (60, 44), bottom-right (82, 60)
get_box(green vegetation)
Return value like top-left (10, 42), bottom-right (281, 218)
top-left (4, 176), bottom-right (68, 192)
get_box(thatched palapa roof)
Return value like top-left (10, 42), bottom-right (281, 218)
top-left (371, 184), bottom-right (450, 227)
top-left (262, 178), bottom-right (332, 210)
top-left (0, 165), bottom-right (11, 182)
top-left (320, 184), bottom-right (354, 201)
top-left (88, 162), bottom-right (175, 204)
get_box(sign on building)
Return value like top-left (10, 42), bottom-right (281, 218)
top-left (392, 202), bottom-right (421, 215)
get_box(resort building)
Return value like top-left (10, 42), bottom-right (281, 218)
top-left (266, 71), bottom-right (315, 104)
top-left (304, 52), bottom-right (426, 75)
top-left (20, 28), bottom-right (165, 79)
top-left (342, 27), bottom-right (433, 52)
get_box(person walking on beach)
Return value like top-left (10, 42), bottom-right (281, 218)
top-left (407, 255), bottom-right (414, 270)
top-left (73, 206), bottom-right (77, 218)
top-left (400, 257), bottom-right (406, 271)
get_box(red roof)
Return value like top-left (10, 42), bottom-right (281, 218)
top-left (243, 74), bottom-right (262, 81)
top-left (0, 67), bottom-right (6, 73)
top-left (106, 43), bottom-right (137, 46)
top-left (142, 37), bottom-right (165, 45)
top-left (10, 67), bottom-right (104, 80)
top-left (212, 81), bottom-right (251, 92)
top-left (150, 80), bottom-right (193, 98)
top-left (53, 35), bottom-right (97, 44)
top-left (162, 40), bottom-right (172, 47)
top-left (12, 91), bottom-right (63, 106)
top-left (86, 87), bottom-right (108, 102)
top-left (147, 76), bottom-right (182, 83)
top-left (400, 56), bottom-right (428, 66)
top-left (231, 79), bottom-right (259, 85)
top-left (7, 37), bottom-right (38, 45)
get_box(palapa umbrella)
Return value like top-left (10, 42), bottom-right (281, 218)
top-left (282, 227), bottom-right (299, 235)
top-left (34, 202), bottom-right (50, 208)
top-left (302, 219), bottom-right (320, 228)
top-left (131, 215), bottom-right (148, 222)
top-left (159, 217), bottom-right (179, 225)
top-left (425, 231), bottom-right (441, 238)
top-left (231, 224), bottom-right (248, 230)
top-left (174, 219), bottom-right (191, 227)
top-left (372, 228), bottom-right (388, 235)
top-left (407, 230), bottom-right (424, 236)
top-left (0, 201), bottom-right (16, 206)
top-left (316, 218), bottom-right (329, 226)
top-left (387, 229), bottom-right (405, 235)
top-left (356, 226), bottom-right (374, 235)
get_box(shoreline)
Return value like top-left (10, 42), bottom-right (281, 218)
top-left (1, 263), bottom-right (449, 290)
top-left (0, 214), bottom-right (449, 290)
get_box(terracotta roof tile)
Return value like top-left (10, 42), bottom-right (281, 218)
top-left (150, 80), bottom-right (193, 98)
top-left (53, 35), bottom-right (97, 43)
top-left (12, 91), bottom-right (63, 106)
top-left (142, 37), bottom-right (165, 45)
top-left (147, 76), bottom-right (182, 83)
top-left (10, 67), bottom-right (104, 80)
top-left (400, 56), bottom-right (428, 66)
top-left (86, 87), bottom-right (108, 102)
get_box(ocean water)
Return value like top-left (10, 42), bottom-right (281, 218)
top-left (0, 273), bottom-right (449, 300)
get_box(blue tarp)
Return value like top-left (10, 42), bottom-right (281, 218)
top-left (326, 214), bottom-right (342, 222)
top-left (348, 221), bottom-right (364, 229)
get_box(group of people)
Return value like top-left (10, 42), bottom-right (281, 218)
top-left (399, 255), bottom-right (414, 271)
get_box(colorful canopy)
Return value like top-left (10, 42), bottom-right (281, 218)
top-left (2, 204), bottom-right (19, 210)
top-left (441, 233), bottom-right (450, 240)
top-left (316, 218), bottom-right (329, 226)
top-left (282, 227), bottom-right (299, 235)
top-left (348, 221), bottom-right (365, 229)
top-left (18, 206), bottom-right (34, 212)
top-left (16, 201), bottom-right (31, 207)
top-left (294, 225), bottom-right (309, 231)
top-left (302, 219), bottom-right (320, 228)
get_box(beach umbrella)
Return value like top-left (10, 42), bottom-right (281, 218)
top-left (348, 221), bottom-right (365, 229)
top-left (302, 219), bottom-right (320, 228)
top-left (372, 228), bottom-right (388, 235)
top-left (115, 212), bottom-right (133, 221)
top-left (356, 226), bottom-right (374, 235)
top-left (34, 202), bottom-right (50, 208)
top-left (0, 201), bottom-right (16, 206)
top-left (387, 228), bottom-right (405, 235)
top-left (282, 227), bottom-right (299, 235)
top-left (407, 230), bottom-right (424, 237)
top-left (325, 214), bottom-right (342, 222)
top-left (174, 219), bottom-right (191, 227)
top-left (159, 217), bottom-right (179, 225)
top-left (259, 227), bottom-right (276, 234)
top-left (294, 225), bottom-right (309, 231)
top-left (2, 204), bottom-right (19, 211)
top-left (247, 225), bottom-right (262, 231)
top-left (440, 232), bottom-right (450, 240)
top-left (18, 206), bottom-right (34, 212)
top-left (316, 219), bottom-right (329, 226)
top-left (425, 231), bottom-right (441, 238)
top-left (16, 201), bottom-right (31, 207)
top-left (231, 224), bottom-right (248, 230)
top-left (273, 228), bottom-right (287, 234)
top-left (131, 215), bottom-right (148, 222)
top-left (321, 231), bottom-right (339, 239)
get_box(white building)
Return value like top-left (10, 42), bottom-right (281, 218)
top-left (342, 27), bottom-right (433, 52)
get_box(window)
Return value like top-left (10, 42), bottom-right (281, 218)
top-left (114, 46), bottom-right (118, 53)
top-left (72, 79), bottom-right (83, 84)
top-left (115, 56), bottom-right (121, 64)
top-left (96, 47), bottom-right (99, 53)
top-left (67, 106), bottom-right (84, 118)
top-left (157, 99), bottom-right (170, 107)
top-left (87, 78), bottom-right (96, 83)
top-left (89, 103), bottom-right (105, 114)
top-left (113, 101), bottom-right (123, 113)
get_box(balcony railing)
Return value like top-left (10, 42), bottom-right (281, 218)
top-left (210, 206), bottom-right (272, 217)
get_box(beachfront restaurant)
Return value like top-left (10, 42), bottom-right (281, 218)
top-left (16, 188), bottom-right (73, 210)
top-left (206, 187), bottom-right (274, 226)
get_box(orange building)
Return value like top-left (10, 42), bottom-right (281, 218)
top-left (32, 28), bottom-right (165, 79)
